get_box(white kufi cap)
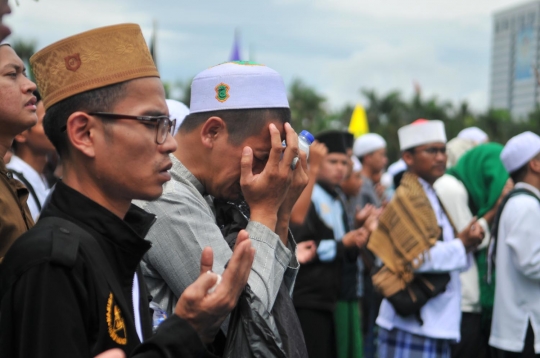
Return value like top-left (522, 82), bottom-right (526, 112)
top-left (457, 127), bottom-right (488, 144)
top-left (500, 131), bottom-right (540, 173)
top-left (351, 155), bottom-right (363, 172)
top-left (190, 61), bottom-right (289, 114)
top-left (398, 119), bottom-right (446, 151)
top-left (166, 99), bottom-right (190, 136)
top-left (353, 133), bottom-right (386, 158)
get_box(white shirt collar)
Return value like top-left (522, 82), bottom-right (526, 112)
top-left (514, 182), bottom-right (540, 199)
top-left (6, 156), bottom-right (48, 190)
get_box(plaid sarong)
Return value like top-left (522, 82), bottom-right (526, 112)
top-left (377, 327), bottom-right (451, 358)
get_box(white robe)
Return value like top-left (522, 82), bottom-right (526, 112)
top-left (490, 182), bottom-right (540, 353)
top-left (376, 177), bottom-right (469, 341)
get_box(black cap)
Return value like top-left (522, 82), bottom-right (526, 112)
top-left (315, 130), bottom-right (349, 154)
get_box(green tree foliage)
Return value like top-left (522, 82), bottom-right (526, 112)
top-left (287, 81), bottom-right (540, 164)
top-left (12, 38), bottom-right (37, 81)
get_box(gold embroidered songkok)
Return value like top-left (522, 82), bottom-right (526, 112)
top-left (30, 24), bottom-right (159, 110)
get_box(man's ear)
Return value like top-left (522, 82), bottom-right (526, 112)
top-left (65, 112), bottom-right (99, 158)
top-left (200, 116), bottom-right (226, 149)
top-left (530, 157), bottom-right (540, 174)
top-left (402, 150), bottom-right (414, 167)
top-left (13, 132), bottom-right (28, 144)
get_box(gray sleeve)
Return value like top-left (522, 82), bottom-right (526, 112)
top-left (140, 182), bottom-right (294, 312)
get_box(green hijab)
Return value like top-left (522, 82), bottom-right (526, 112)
top-left (446, 142), bottom-right (508, 218)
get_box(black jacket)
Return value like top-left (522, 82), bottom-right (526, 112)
top-left (0, 182), bottom-right (209, 357)
top-left (291, 183), bottom-right (359, 312)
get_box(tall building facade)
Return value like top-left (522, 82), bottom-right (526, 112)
top-left (490, 1), bottom-right (540, 118)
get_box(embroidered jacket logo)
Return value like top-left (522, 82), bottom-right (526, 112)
top-left (215, 82), bottom-right (230, 103)
top-left (106, 293), bottom-right (127, 345)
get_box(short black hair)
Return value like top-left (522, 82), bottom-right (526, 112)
top-left (43, 82), bottom-right (126, 158)
top-left (180, 108), bottom-right (291, 146)
top-left (510, 163), bottom-right (528, 184)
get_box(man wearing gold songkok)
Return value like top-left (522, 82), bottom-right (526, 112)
top-left (0, 24), bottom-right (254, 357)
top-left (369, 119), bottom-right (484, 358)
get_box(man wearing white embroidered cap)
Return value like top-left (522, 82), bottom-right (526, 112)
top-left (136, 61), bottom-right (309, 355)
top-left (457, 127), bottom-right (489, 145)
top-left (489, 131), bottom-right (540, 357)
top-left (166, 99), bottom-right (190, 136)
top-left (353, 133), bottom-right (387, 208)
top-left (369, 119), bottom-right (484, 358)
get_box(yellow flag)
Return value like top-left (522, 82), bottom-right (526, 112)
top-left (348, 104), bottom-right (369, 138)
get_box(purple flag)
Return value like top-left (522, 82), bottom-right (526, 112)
top-left (229, 29), bottom-right (241, 61)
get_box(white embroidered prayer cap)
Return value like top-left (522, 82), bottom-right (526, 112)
top-left (500, 131), bottom-right (540, 173)
top-left (351, 155), bottom-right (363, 172)
top-left (387, 159), bottom-right (407, 176)
top-left (189, 61), bottom-right (289, 114)
top-left (457, 127), bottom-right (488, 144)
top-left (166, 99), bottom-right (190, 136)
top-left (398, 119), bottom-right (446, 151)
top-left (353, 133), bottom-right (387, 158)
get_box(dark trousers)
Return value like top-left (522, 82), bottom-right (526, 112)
top-left (491, 323), bottom-right (540, 358)
top-left (296, 308), bottom-right (336, 358)
top-left (452, 312), bottom-right (490, 358)
top-left (363, 272), bottom-right (382, 358)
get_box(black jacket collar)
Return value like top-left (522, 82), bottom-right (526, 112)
top-left (317, 180), bottom-right (340, 198)
top-left (41, 181), bottom-right (155, 268)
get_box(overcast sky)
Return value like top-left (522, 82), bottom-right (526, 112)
top-left (5, 0), bottom-right (528, 112)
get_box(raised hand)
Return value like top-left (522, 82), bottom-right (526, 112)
top-left (364, 208), bottom-right (382, 234)
top-left (307, 141), bottom-right (328, 175)
top-left (240, 122), bottom-right (301, 231)
top-left (458, 217), bottom-right (485, 253)
top-left (342, 227), bottom-right (370, 248)
top-left (174, 230), bottom-right (255, 343)
top-left (297, 240), bottom-right (317, 264)
top-left (355, 204), bottom-right (374, 228)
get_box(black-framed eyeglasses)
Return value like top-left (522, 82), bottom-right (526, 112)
top-left (417, 146), bottom-right (447, 156)
top-left (87, 112), bottom-right (176, 145)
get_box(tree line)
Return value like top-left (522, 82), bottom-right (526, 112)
top-left (13, 38), bottom-right (539, 165)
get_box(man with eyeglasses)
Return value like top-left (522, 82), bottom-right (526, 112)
top-left (0, 24), bottom-right (254, 358)
top-left (368, 119), bottom-right (484, 358)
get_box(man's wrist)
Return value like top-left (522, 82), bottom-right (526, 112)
top-left (250, 210), bottom-right (278, 231)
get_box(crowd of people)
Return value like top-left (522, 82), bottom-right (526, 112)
top-left (1, 2), bottom-right (540, 358)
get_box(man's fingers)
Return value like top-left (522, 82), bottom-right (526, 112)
top-left (266, 123), bottom-right (285, 167)
top-left (189, 271), bottom-right (219, 300)
top-left (199, 247), bottom-right (214, 275)
top-left (233, 229), bottom-right (250, 250)
top-left (281, 123), bottom-right (300, 170)
top-left (467, 216), bottom-right (479, 231)
top-left (298, 150), bottom-right (308, 173)
top-left (240, 146), bottom-right (254, 184)
top-left (221, 239), bottom-right (254, 289)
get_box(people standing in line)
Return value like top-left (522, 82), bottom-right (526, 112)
top-left (8, 91), bottom-right (56, 221)
top-left (292, 130), bottom-right (373, 358)
top-left (353, 133), bottom-right (388, 208)
top-left (369, 119), bottom-right (484, 358)
top-left (489, 131), bottom-right (540, 358)
top-left (0, 43), bottom-right (36, 259)
top-left (434, 143), bottom-right (511, 358)
top-left (0, 24), bottom-right (255, 357)
top-left (352, 132), bottom-right (388, 357)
